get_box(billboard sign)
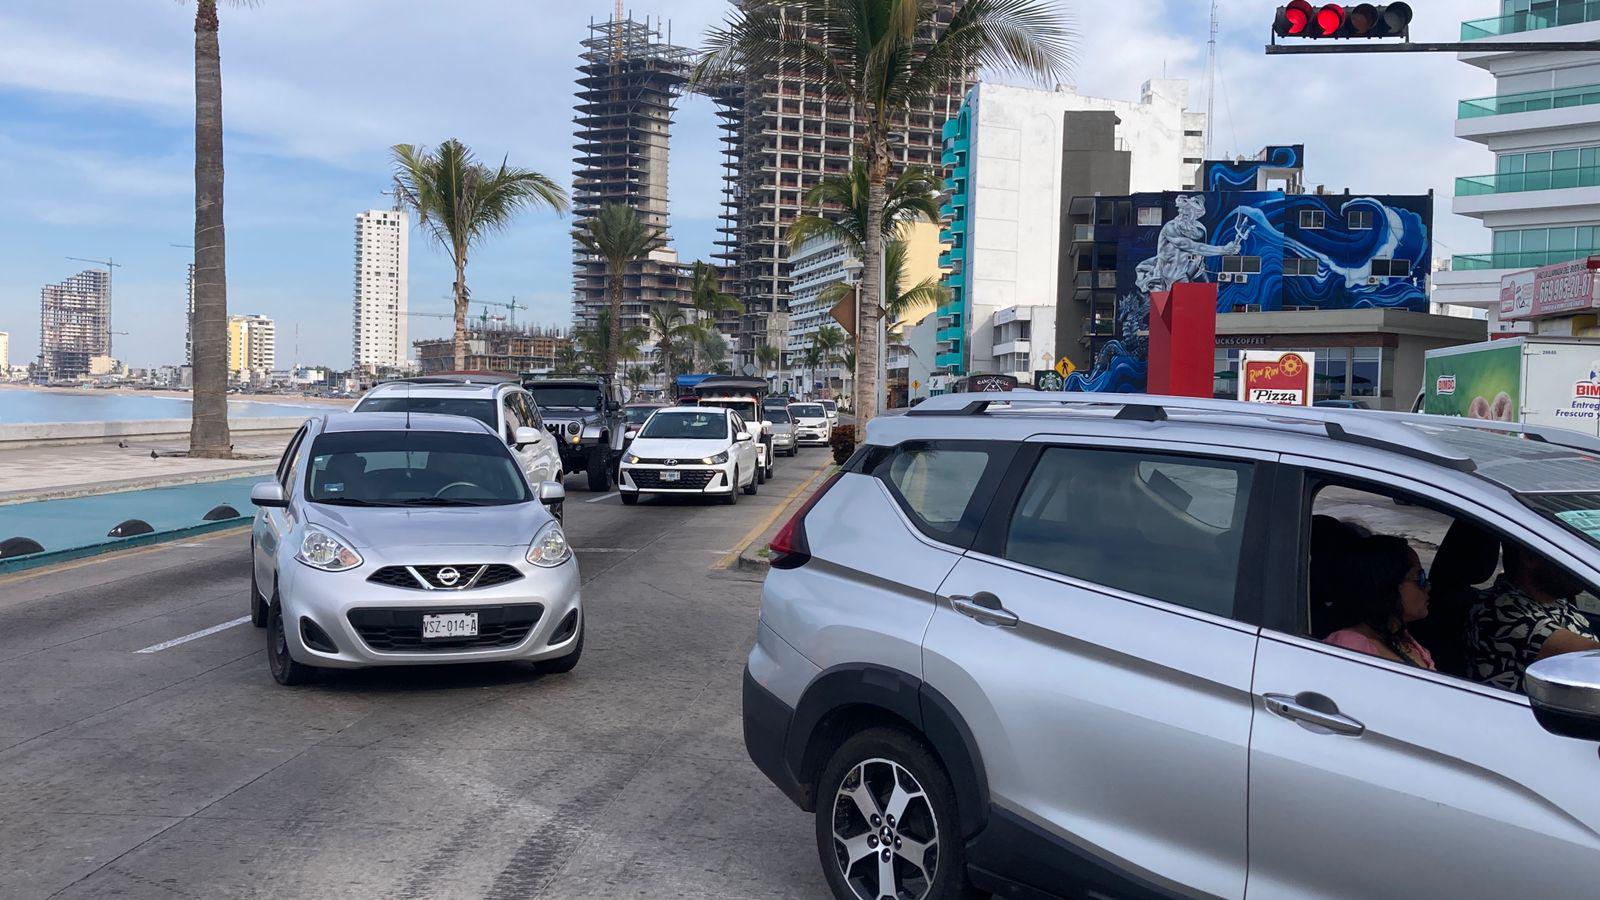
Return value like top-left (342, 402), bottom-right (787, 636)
top-left (1501, 257), bottom-right (1600, 321)
top-left (1423, 342), bottom-right (1520, 421)
top-left (1239, 351), bottom-right (1314, 406)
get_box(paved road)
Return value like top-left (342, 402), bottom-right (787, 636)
top-left (0, 450), bottom-right (835, 899)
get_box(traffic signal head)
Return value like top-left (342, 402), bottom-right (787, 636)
top-left (1273, 2), bottom-right (1411, 39)
top-left (1274, 0), bottom-right (1314, 37)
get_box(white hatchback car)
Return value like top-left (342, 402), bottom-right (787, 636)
top-left (618, 407), bottom-right (759, 505)
top-left (788, 402), bottom-right (832, 446)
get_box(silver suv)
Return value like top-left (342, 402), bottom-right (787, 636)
top-left (744, 392), bottom-right (1600, 900)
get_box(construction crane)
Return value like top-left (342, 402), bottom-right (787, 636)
top-left (67, 256), bottom-right (124, 356)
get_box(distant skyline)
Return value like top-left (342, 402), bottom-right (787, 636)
top-left (0, 0), bottom-right (1492, 368)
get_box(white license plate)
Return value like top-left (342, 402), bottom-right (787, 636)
top-left (422, 612), bottom-right (478, 639)
top-left (660, 470), bottom-right (680, 482)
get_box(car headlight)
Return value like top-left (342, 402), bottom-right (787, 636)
top-left (566, 421), bottom-right (582, 435)
top-left (701, 451), bottom-right (730, 465)
top-left (624, 452), bottom-right (642, 464)
top-left (526, 521), bottom-right (572, 568)
top-left (296, 527), bottom-right (362, 572)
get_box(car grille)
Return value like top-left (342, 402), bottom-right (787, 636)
top-left (630, 469), bottom-right (717, 490)
top-left (366, 564), bottom-right (523, 591)
top-left (347, 604), bottom-right (544, 652)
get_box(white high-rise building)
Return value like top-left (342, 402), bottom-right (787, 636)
top-left (353, 209), bottom-right (409, 371)
top-left (0, 331), bottom-right (9, 372)
top-left (1434, 5), bottom-right (1600, 316)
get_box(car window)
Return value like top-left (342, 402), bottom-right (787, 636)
top-left (513, 392), bottom-right (542, 430)
top-left (767, 409), bottom-right (792, 423)
top-left (791, 404), bottom-right (825, 417)
top-left (527, 386), bottom-right (602, 409)
top-left (501, 395), bottom-right (523, 441)
top-left (624, 406), bottom-right (658, 424)
top-left (356, 395), bottom-right (498, 430)
top-left (305, 430), bottom-right (529, 505)
top-left (878, 440), bottom-right (1015, 547)
top-left (640, 411), bottom-right (729, 440)
top-left (276, 425), bottom-right (308, 489)
top-left (1004, 447), bottom-right (1254, 617)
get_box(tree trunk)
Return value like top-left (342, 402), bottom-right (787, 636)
top-left (189, 0), bottom-right (232, 459)
top-left (605, 267), bottom-right (623, 380)
top-left (452, 258), bottom-right (468, 371)
top-left (856, 141), bottom-right (888, 437)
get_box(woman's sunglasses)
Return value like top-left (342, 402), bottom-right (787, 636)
top-left (1413, 568), bottom-right (1429, 590)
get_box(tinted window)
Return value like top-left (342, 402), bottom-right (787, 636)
top-left (512, 392), bottom-right (541, 429)
top-left (526, 386), bottom-right (602, 409)
top-left (624, 406), bottom-right (659, 424)
top-left (1005, 447), bottom-right (1254, 617)
top-left (791, 404), bottom-right (825, 417)
top-left (357, 396), bottom-right (497, 430)
top-left (305, 430), bottom-right (529, 506)
top-left (820, 401), bottom-right (837, 412)
top-left (640, 411), bottom-right (728, 440)
top-left (880, 441), bottom-right (1012, 546)
top-left (766, 409), bottom-right (792, 423)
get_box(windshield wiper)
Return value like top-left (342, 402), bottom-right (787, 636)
top-left (313, 497), bottom-right (386, 507)
top-left (391, 497), bottom-right (503, 507)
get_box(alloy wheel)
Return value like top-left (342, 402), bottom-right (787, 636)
top-left (830, 757), bottom-right (939, 900)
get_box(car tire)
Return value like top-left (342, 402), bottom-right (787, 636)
top-left (620, 491), bottom-right (639, 506)
top-left (249, 546), bottom-right (268, 628)
top-left (757, 463), bottom-right (766, 485)
top-left (724, 469), bottom-right (739, 505)
top-left (587, 446), bottom-right (612, 492)
top-left (532, 619), bottom-right (583, 675)
top-left (267, 601), bottom-right (317, 687)
top-left (744, 469), bottom-right (759, 495)
top-left (815, 727), bottom-right (970, 900)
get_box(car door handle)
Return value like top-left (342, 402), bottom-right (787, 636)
top-left (949, 592), bottom-right (1020, 628)
top-left (1263, 692), bottom-right (1365, 737)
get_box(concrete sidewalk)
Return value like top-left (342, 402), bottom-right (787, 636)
top-left (0, 433), bottom-right (291, 505)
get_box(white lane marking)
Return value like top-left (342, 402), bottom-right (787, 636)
top-left (584, 492), bottom-right (620, 503)
top-left (134, 616), bottom-right (252, 653)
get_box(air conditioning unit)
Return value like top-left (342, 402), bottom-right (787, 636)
top-left (1243, 304), bottom-right (1264, 312)
top-left (1217, 272), bottom-right (1233, 283)
top-left (1235, 274), bottom-right (1250, 284)
top-left (1367, 276), bottom-right (1381, 285)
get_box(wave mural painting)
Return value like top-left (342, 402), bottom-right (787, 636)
top-left (1067, 151), bottom-right (1432, 394)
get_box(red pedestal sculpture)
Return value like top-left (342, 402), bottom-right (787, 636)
top-left (1146, 282), bottom-right (1218, 398)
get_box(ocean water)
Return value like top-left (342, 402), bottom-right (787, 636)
top-left (0, 388), bottom-right (325, 424)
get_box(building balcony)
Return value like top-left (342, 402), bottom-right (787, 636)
top-left (1452, 247), bottom-right (1600, 271)
top-left (941, 118), bottom-right (960, 141)
top-left (1072, 225), bottom-right (1096, 243)
top-left (992, 339), bottom-right (1030, 357)
top-left (887, 354), bottom-right (911, 371)
top-left (1456, 166), bottom-right (1600, 196)
top-left (946, 271), bottom-right (965, 289)
top-left (1459, 83), bottom-right (1600, 120)
top-left (935, 350), bottom-right (964, 370)
top-left (1462, 2), bottom-right (1600, 39)
top-left (937, 325), bottom-right (964, 343)
top-left (937, 246), bottom-right (965, 268)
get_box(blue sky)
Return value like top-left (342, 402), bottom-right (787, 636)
top-left (0, 0), bottom-right (1493, 368)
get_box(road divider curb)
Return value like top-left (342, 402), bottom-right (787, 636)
top-left (716, 464), bottom-right (832, 572)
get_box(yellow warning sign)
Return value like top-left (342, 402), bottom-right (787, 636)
top-left (1055, 357), bottom-right (1077, 377)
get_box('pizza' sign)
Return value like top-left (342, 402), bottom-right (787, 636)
top-left (1239, 351), bottom-right (1315, 407)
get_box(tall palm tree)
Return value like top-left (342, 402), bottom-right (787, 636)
top-left (575, 203), bottom-right (664, 379)
top-left (186, 0), bottom-right (256, 458)
top-left (554, 344), bottom-right (582, 374)
top-left (813, 325), bottom-right (847, 396)
top-left (624, 364), bottom-right (652, 396)
top-left (647, 304), bottom-right (695, 394)
top-left (575, 310), bottom-right (647, 375)
top-left (787, 160), bottom-right (943, 255)
top-left (391, 140), bottom-right (566, 370)
top-left (801, 344), bottom-right (826, 399)
top-left (693, 0), bottom-right (1072, 432)
top-left (755, 343), bottom-right (781, 384)
top-left (686, 260), bottom-right (743, 373)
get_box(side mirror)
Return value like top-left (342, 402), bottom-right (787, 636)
top-left (1525, 651), bottom-right (1600, 741)
top-left (514, 426), bottom-right (541, 447)
top-left (538, 481), bottom-right (566, 505)
top-left (736, 431), bottom-right (753, 442)
top-left (250, 481), bottom-right (288, 508)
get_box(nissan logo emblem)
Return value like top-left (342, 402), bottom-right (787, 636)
top-left (436, 566), bottom-right (461, 586)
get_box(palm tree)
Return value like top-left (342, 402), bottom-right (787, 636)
top-left (820, 239), bottom-right (947, 322)
top-left (756, 343), bottom-right (781, 385)
top-left (687, 261), bottom-right (743, 371)
top-left (575, 310), bottom-right (647, 375)
top-left (186, 0), bottom-right (256, 458)
top-left (575, 203), bottom-right (664, 378)
top-left (693, 0), bottom-right (1072, 432)
top-left (624, 364), bottom-right (652, 397)
top-left (553, 344), bottom-right (582, 374)
top-left (814, 324), bottom-right (847, 395)
top-left (391, 140), bottom-right (566, 371)
top-left (647, 304), bottom-right (695, 394)
top-left (801, 344), bottom-right (826, 399)
top-left (787, 160), bottom-right (943, 255)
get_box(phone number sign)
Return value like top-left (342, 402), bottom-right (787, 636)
top-left (1240, 351), bottom-right (1315, 407)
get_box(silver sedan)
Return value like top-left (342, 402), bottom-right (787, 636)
top-left (249, 412), bottom-right (581, 685)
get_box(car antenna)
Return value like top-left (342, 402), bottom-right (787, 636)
top-left (404, 381), bottom-right (411, 430)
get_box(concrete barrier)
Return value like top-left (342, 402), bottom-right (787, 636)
top-left (0, 415), bottom-right (311, 449)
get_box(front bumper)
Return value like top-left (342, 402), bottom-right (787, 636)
top-left (795, 428), bottom-right (830, 445)
top-left (618, 462), bottom-right (737, 495)
top-left (278, 553), bottom-right (581, 668)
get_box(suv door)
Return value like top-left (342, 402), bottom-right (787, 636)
top-left (923, 439), bottom-right (1272, 899)
top-left (1247, 461), bottom-right (1600, 899)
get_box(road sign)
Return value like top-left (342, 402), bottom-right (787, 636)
top-left (1055, 357), bottom-right (1077, 377)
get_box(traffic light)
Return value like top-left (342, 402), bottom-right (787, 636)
top-left (1274, 2), bottom-right (1412, 39)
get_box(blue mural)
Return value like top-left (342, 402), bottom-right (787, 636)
top-left (1203, 145), bottom-right (1303, 191)
top-left (1066, 181), bottom-right (1432, 394)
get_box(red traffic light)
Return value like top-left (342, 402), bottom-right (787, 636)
top-left (1314, 4), bottom-right (1346, 37)
top-left (1275, 0), bottom-right (1314, 37)
top-left (1274, 1), bottom-right (1410, 39)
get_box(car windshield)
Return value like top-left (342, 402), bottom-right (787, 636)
top-left (1523, 493), bottom-right (1600, 551)
top-left (639, 411), bottom-right (728, 440)
top-left (624, 406), bottom-right (659, 424)
top-left (701, 399), bottom-right (758, 421)
top-left (305, 430), bottom-right (529, 506)
top-left (527, 386), bottom-right (602, 409)
top-left (355, 395), bottom-right (496, 429)
top-left (791, 404), bottom-right (825, 417)
top-left (766, 409), bottom-right (792, 424)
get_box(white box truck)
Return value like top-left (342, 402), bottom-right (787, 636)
top-left (1422, 336), bottom-right (1600, 434)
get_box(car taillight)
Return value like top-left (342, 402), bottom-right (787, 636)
top-left (769, 472), bottom-right (843, 569)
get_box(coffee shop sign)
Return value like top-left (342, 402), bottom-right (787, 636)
top-left (1501, 256), bottom-right (1600, 321)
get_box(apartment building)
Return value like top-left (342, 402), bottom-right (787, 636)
top-left (703, 1), bottom-right (971, 371)
top-left (353, 208), bottom-right (409, 372)
top-left (39, 269), bottom-right (110, 380)
top-left (228, 314), bottom-right (276, 382)
top-left (1434, 2), bottom-right (1600, 317)
top-left (938, 80), bottom-right (1206, 376)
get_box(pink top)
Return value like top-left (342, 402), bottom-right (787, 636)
top-left (1324, 628), bottom-right (1435, 670)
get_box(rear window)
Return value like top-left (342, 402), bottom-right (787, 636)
top-left (791, 404), bottom-right (825, 417)
top-left (624, 406), bottom-right (658, 424)
top-left (767, 409), bottom-right (792, 423)
top-left (356, 396), bottom-right (496, 430)
top-left (821, 401), bottom-right (837, 412)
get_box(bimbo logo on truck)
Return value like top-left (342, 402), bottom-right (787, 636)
top-left (1436, 375), bottom-right (1457, 396)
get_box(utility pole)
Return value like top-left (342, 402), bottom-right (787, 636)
top-left (66, 256), bottom-right (123, 357)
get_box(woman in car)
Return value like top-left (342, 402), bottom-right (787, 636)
top-left (1323, 534), bottom-right (1436, 670)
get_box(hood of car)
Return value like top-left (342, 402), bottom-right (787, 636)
top-left (794, 416), bottom-right (828, 427)
top-left (627, 437), bottom-right (731, 460)
top-left (539, 409), bottom-right (602, 425)
top-left (304, 502), bottom-right (548, 549)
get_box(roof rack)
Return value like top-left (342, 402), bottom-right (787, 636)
top-left (904, 392), bottom-right (1478, 473)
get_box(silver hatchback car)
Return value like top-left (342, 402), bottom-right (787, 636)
top-left (744, 392), bottom-right (1600, 900)
top-left (250, 412), bottom-right (580, 685)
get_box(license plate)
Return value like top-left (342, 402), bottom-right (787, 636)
top-left (660, 470), bottom-right (680, 482)
top-left (422, 612), bottom-right (478, 639)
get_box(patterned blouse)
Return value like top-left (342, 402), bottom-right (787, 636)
top-left (1467, 576), bottom-right (1600, 693)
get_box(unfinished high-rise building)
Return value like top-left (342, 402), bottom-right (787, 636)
top-left (39, 269), bottom-right (111, 379)
top-left (702, 1), bottom-right (972, 370)
top-left (571, 14), bottom-right (697, 339)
